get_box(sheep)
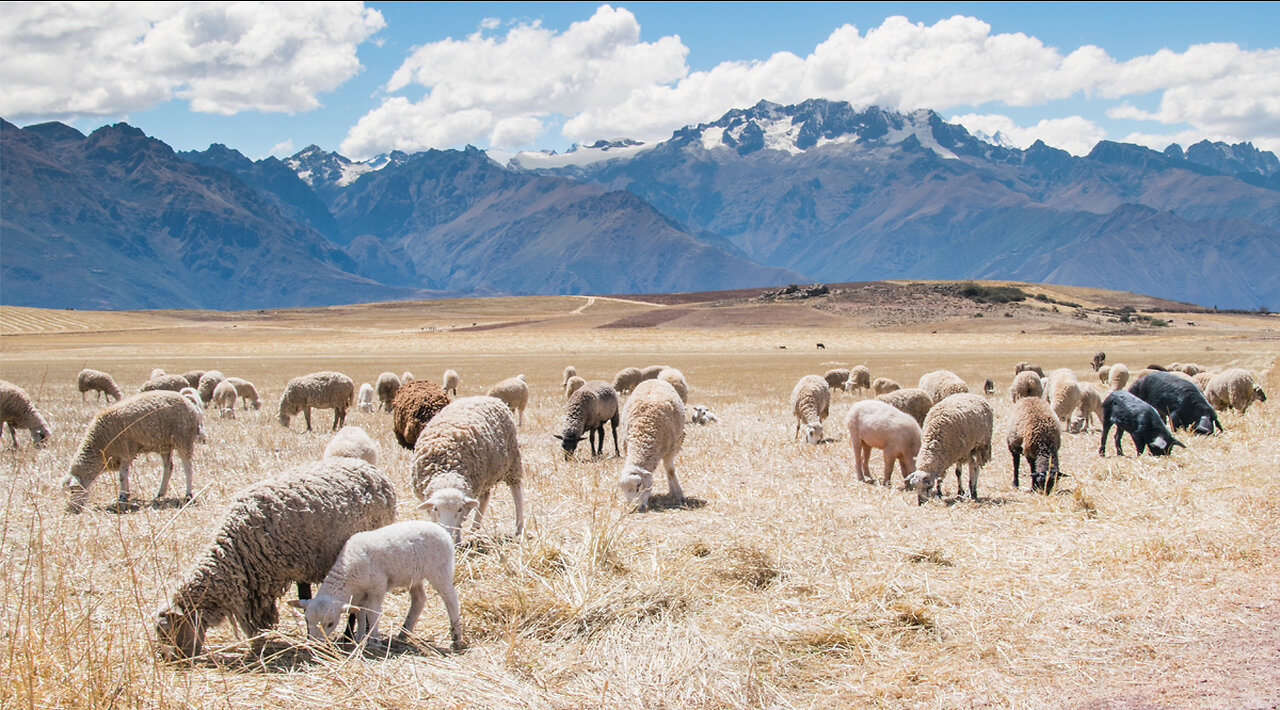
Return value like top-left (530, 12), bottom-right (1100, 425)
top-left (224, 377), bottom-right (261, 410)
top-left (555, 381), bottom-right (620, 457)
top-left (178, 387), bottom-right (203, 410)
top-left (376, 372), bottom-right (402, 413)
top-left (154, 457), bottom-right (397, 659)
top-left (181, 370), bottom-right (206, 389)
top-left (1047, 368), bottom-right (1082, 428)
top-left (357, 383), bottom-right (376, 413)
top-left (77, 369), bottom-right (123, 403)
top-left (1108, 364), bottom-right (1130, 391)
top-left (1128, 371), bottom-right (1222, 435)
top-left (323, 425), bottom-right (378, 466)
top-left (824, 368), bottom-right (850, 392)
top-left (1010, 371), bottom-right (1043, 402)
top-left (612, 367), bottom-right (643, 395)
top-left (918, 369), bottom-right (969, 404)
top-left (845, 399), bottom-right (921, 486)
top-left (845, 366), bottom-right (872, 396)
top-left (1015, 362), bottom-right (1045, 378)
top-left (870, 377), bottom-right (901, 396)
top-left (904, 393), bottom-right (993, 504)
top-left (1006, 396), bottom-right (1061, 493)
top-left (562, 365), bottom-right (578, 386)
top-left (1070, 384), bottom-right (1104, 433)
top-left (412, 396), bottom-right (524, 545)
top-left (617, 379), bottom-right (686, 509)
top-left (1205, 368), bottom-right (1264, 413)
top-left (1091, 352), bottom-right (1106, 372)
top-left (790, 374), bottom-right (830, 444)
top-left (211, 380), bottom-right (238, 419)
top-left (565, 375), bottom-right (586, 399)
top-left (196, 370), bottom-right (225, 408)
top-left (639, 365), bottom-right (667, 382)
top-left (982, 378), bottom-right (994, 395)
top-left (140, 374), bottom-right (189, 393)
top-left (1193, 371), bottom-right (1215, 392)
top-left (876, 387), bottom-right (933, 427)
top-left (289, 520), bottom-right (461, 649)
top-left (441, 369), bottom-right (460, 397)
top-left (657, 367), bottom-right (689, 403)
top-left (402, 372), bottom-right (414, 383)
top-left (392, 380), bottom-right (451, 449)
top-left (63, 390), bottom-right (204, 507)
top-left (1097, 365), bottom-right (1111, 385)
top-left (1099, 390), bottom-right (1184, 456)
top-left (486, 374), bottom-right (529, 427)
top-left (0, 380), bottom-right (51, 448)
top-left (690, 405), bottom-right (720, 425)
top-left (150, 368), bottom-right (166, 380)
top-left (278, 371), bottom-right (355, 432)
top-left (1172, 363), bottom-right (1202, 376)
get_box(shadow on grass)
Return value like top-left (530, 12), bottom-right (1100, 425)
top-left (643, 494), bottom-right (707, 513)
top-left (94, 496), bottom-right (193, 514)
top-left (177, 635), bottom-right (455, 674)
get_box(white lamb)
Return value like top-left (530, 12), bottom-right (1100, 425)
top-left (617, 379), bottom-right (686, 509)
top-left (1047, 368), bottom-right (1082, 429)
top-left (211, 380), bottom-right (238, 419)
top-left (324, 425), bottom-right (379, 466)
top-left (486, 375), bottom-right (529, 427)
top-left (357, 383), bottom-right (376, 413)
top-left (442, 369), bottom-right (460, 397)
top-left (790, 374), bottom-right (830, 444)
top-left (845, 400), bottom-right (922, 487)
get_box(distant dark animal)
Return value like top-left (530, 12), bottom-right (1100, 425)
top-left (816, 343), bottom-right (826, 350)
top-left (1091, 352), bottom-right (1106, 371)
top-left (1127, 371), bottom-right (1221, 435)
top-left (982, 378), bottom-right (994, 395)
top-left (1100, 390), bottom-right (1184, 456)
top-left (1146, 364), bottom-right (1167, 371)
top-left (555, 381), bottom-right (620, 458)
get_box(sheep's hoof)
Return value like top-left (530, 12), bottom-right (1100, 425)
top-left (117, 494), bottom-right (129, 503)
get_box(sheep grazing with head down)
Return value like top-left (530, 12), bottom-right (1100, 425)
top-left (555, 381), bottom-right (619, 457)
top-left (1128, 371), bottom-right (1221, 435)
top-left (486, 375), bottom-right (529, 427)
top-left (1009, 370), bottom-right (1043, 402)
top-left (1091, 352), bottom-right (1106, 372)
top-left (376, 372), bottom-right (402, 413)
top-left (845, 366), bottom-right (872, 396)
top-left (154, 457), bottom-right (397, 659)
top-left (278, 371), bottom-right (355, 432)
top-left (324, 425), bottom-right (379, 466)
top-left (141, 374), bottom-right (189, 394)
top-left (639, 365), bottom-right (667, 382)
top-left (1070, 384), bottom-right (1104, 433)
top-left (1007, 396), bottom-right (1061, 493)
top-left (824, 368), bottom-right (850, 392)
top-left (357, 383), bottom-right (376, 413)
top-left (617, 379), bottom-right (686, 510)
top-left (78, 369), bottom-right (123, 403)
top-left (1100, 390), bottom-right (1184, 456)
top-left (1193, 371), bottom-right (1214, 392)
top-left (402, 372), bottom-right (414, 383)
top-left (412, 396), bottom-right (524, 546)
top-left (845, 399), bottom-right (921, 487)
top-left (871, 377), bottom-right (900, 396)
top-left (612, 367), bottom-right (643, 395)
top-left (224, 377), bottom-right (260, 410)
top-left (1015, 362), bottom-right (1045, 378)
top-left (178, 387), bottom-right (203, 410)
top-left (181, 371), bottom-right (205, 389)
top-left (196, 371), bottom-right (225, 408)
top-left (1047, 368), bottom-right (1082, 429)
top-left (1205, 368), bottom-right (1265, 413)
top-left (441, 370), bottom-right (460, 397)
top-left (905, 393), bottom-right (993, 504)
top-left (1097, 365), bottom-right (1111, 385)
top-left (211, 380), bottom-right (238, 419)
top-left (565, 376), bottom-right (586, 399)
top-left (392, 380), bottom-right (451, 449)
top-left (877, 387), bottom-right (933, 427)
top-left (1, 380), bottom-right (52, 448)
top-left (790, 375), bottom-right (830, 444)
top-left (658, 367), bottom-right (689, 403)
top-left (562, 365), bottom-right (578, 387)
top-left (1107, 363), bottom-right (1130, 392)
top-left (918, 370), bottom-right (969, 405)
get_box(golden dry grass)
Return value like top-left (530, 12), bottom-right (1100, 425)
top-left (1, 295), bottom-right (1278, 709)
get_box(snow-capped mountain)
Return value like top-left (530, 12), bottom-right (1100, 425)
top-left (498, 138), bottom-right (653, 170)
top-left (283, 145), bottom-right (410, 193)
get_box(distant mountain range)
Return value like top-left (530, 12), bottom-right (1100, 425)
top-left (3, 99), bottom-right (1278, 310)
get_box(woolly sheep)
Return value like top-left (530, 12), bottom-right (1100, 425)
top-left (870, 377), bottom-right (901, 396)
top-left (154, 457), bottom-right (397, 659)
top-left (412, 396), bottom-right (524, 545)
top-left (1047, 368), bottom-right (1082, 428)
top-left (181, 371), bottom-right (205, 389)
top-left (1015, 362), bottom-right (1045, 378)
top-left (1006, 397), bottom-right (1061, 493)
top-left (790, 375), bottom-right (830, 445)
top-left (918, 370), bottom-right (969, 405)
top-left (402, 372), bottom-right (414, 383)
top-left (690, 405), bottom-right (720, 425)
top-left (376, 372), bottom-right (402, 413)
top-left (657, 367), bottom-right (689, 403)
top-left (1193, 371), bottom-right (1214, 392)
top-left (565, 375), bottom-right (586, 399)
top-left (877, 387), bottom-right (933, 427)
top-left (1128, 371), bottom-right (1221, 435)
top-left (392, 380), bottom-right (451, 449)
top-left (1091, 351), bottom-right (1106, 372)
top-left (639, 365), bottom-right (667, 382)
top-left (1009, 371), bottom-right (1043, 402)
top-left (324, 425), bottom-right (378, 466)
top-left (357, 383), bottom-right (376, 413)
top-left (141, 374), bottom-right (189, 393)
top-left (617, 379), bottom-right (686, 509)
top-left (486, 375), bottom-right (529, 427)
top-left (1205, 368), bottom-right (1263, 413)
top-left (1099, 390), bottom-right (1184, 456)
top-left (0, 380), bottom-right (51, 448)
top-left (77, 369), bottom-right (123, 403)
top-left (64, 390), bottom-right (204, 507)
top-left (555, 381), bottom-right (620, 457)
top-left (824, 368), bottom-right (850, 392)
top-left (290, 520), bottom-right (462, 649)
top-left (211, 380), bottom-right (238, 419)
top-left (1097, 365), bottom-right (1111, 385)
top-left (845, 366), bottom-right (872, 395)
top-left (905, 393), bottom-right (994, 504)
top-left (1108, 364), bottom-right (1130, 391)
top-left (442, 369), bottom-right (460, 397)
top-left (562, 365), bottom-right (578, 386)
top-left (278, 371), bottom-right (355, 432)
top-left (224, 377), bottom-right (260, 410)
top-left (150, 368), bottom-right (166, 380)
top-left (1070, 384), bottom-right (1104, 433)
top-left (178, 387), bottom-right (203, 410)
top-left (845, 399), bottom-right (921, 487)
top-left (612, 367), bottom-right (643, 395)
top-left (196, 370), bottom-right (225, 408)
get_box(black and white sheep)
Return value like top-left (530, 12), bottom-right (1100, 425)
top-left (555, 380), bottom-right (620, 457)
top-left (0, 380), bottom-right (51, 448)
top-left (1099, 390), bottom-right (1184, 456)
top-left (1127, 371), bottom-right (1222, 435)
top-left (278, 371), bottom-right (355, 432)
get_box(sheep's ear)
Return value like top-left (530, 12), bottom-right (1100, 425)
top-left (287, 599), bottom-right (309, 610)
top-left (417, 500), bottom-right (436, 513)
top-left (1171, 437), bottom-right (1186, 449)
top-left (552, 434), bottom-right (563, 440)
top-left (463, 498), bottom-right (479, 513)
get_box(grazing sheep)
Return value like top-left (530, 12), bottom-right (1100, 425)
top-left (845, 400), bottom-right (922, 486)
top-left (564, 375), bottom-right (586, 399)
top-left (1205, 368), bottom-right (1264, 413)
top-left (1015, 362), bottom-right (1045, 378)
top-left (1070, 384), bottom-right (1104, 433)
top-left (392, 380), bottom-right (451, 450)
top-left (196, 371), bottom-right (225, 408)
top-left (612, 367), bottom-right (643, 395)
top-left (790, 375), bottom-right (831, 445)
top-left (412, 396), bottom-right (524, 545)
top-left (905, 393), bottom-right (994, 504)
top-left (376, 372), bottom-right (402, 413)
top-left (211, 380), bottom-right (238, 419)
top-left (690, 405), bottom-right (720, 425)
top-left (1172, 363), bottom-right (1202, 376)
top-left (876, 387), bottom-right (933, 427)
top-left (1108, 364), bottom-right (1130, 391)
top-left (639, 365), bottom-right (667, 382)
top-left (1047, 368), bottom-right (1082, 428)
top-left (224, 377), bottom-right (261, 410)
top-left (323, 425), bottom-right (378, 466)
top-left (0, 380), bottom-right (51, 448)
top-left (150, 368), bottom-right (167, 381)
top-left (154, 457), bottom-right (397, 659)
top-left (845, 366), bottom-right (872, 396)
top-left (178, 387), bottom-right (203, 410)
top-left (181, 371), bottom-right (206, 389)
top-left (1100, 390), bottom-right (1184, 456)
top-left (77, 369), bottom-right (123, 403)
top-left (357, 383), bottom-right (376, 413)
top-left (555, 381), bottom-right (620, 457)
top-left (278, 371), bottom-right (355, 432)
top-left (657, 367), bottom-right (689, 403)
top-left (918, 370), bottom-right (969, 404)
top-left (1010, 371), bottom-right (1043, 402)
top-left (290, 520), bottom-right (462, 648)
top-left (1128, 371), bottom-right (1222, 435)
top-left (982, 378), bottom-right (994, 395)
top-left (824, 368), bottom-right (851, 392)
top-left (617, 379), bottom-right (686, 509)
top-left (441, 370), bottom-right (459, 397)
top-left (486, 375), bottom-right (529, 427)
top-left (562, 366), bottom-right (578, 386)
top-left (402, 372), bottom-right (414, 383)
top-left (140, 374), bottom-right (189, 393)
top-left (1097, 365), bottom-right (1111, 385)
top-left (1193, 371), bottom-right (1215, 392)
top-left (1007, 397), bottom-right (1061, 493)
top-left (64, 391), bottom-right (204, 507)
top-left (1091, 352), bottom-right (1106, 372)
top-left (870, 377), bottom-right (901, 396)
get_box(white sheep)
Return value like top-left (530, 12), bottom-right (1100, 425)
top-left (1070, 384), bottom-right (1104, 433)
top-left (149, 368), bottom-right (166, 380)
top-left (562, 365), bottom-right (578, 386)
top-left (917, 370), bottom-right (969, 404)
top-left (564, 375), bottom-right (587, 399)
top-left (178, 387), bottom-right (203, 410)
top-left (1047, 368), bottom-right (1082, 429)
top-left (278, 371), bottom-right (355, 431)
top-left (0, 380), bottom-right (51, 447)
top-left (690, 405), bottom-right (720, 425)
top-left (824, 368), bottom-right (851, 392)
top-left (224, 377), bottom-right (260, 410)
top-left (196, 370), bottom-right (225, 408)
top-left (77, 369), bottom-right (123, 403)
top-left (1009, 370), bottom-right (1043, 402)
top-left (376, 372), bottom-right (402, 413)
top-left (657, 367), bottom-right (689, 403)
top-left (845, 366), bottom-right (873, 396)
top-left (412, 396), bottom-right (524, 545)
top-left (324, 425), bottom-right (379, 466)
top-left (402, 372), bottom-right (415, 383)
top-left (870, 377), bottom-right (900, 396)
top-left (290, 520), bottom-right (462, 649)
top-left (486, 374), bottom-right (529, 427)
top-left (639, 365), bottom-right (667, 382)
top-left (905, 393), bottom-right (994, 504)
top-left (181, 371), bottom-right (206, 389)
top-left (845, 399), bottom-right (922, 486)
top-left (442, 369), bottom-right (460, 397)
top-left (617, 379), bottom-right (686, 509)
top-left (1107, 364), bottom-right (1130, 391)
top-left (1193, 371), bottom-right (1214, 392)
top-left (140, 374), bottom-right (189, 393)
top-left (1007, 396), bottom-right (1062, 492)
top-left (211, 380), bottom-right (238, 419)
top-left (612, 367), bottom-right (643, 395)
top-left (357, 383), bottom-right (376, 413)
top-left (876, 387), bottom-right (933, 427)
top-left (1097, 365), bottom-right (1112, 385)
top-left (1205, 368), bottom-right (1264, 413)
top-left (790, 374), bottom-right (831, 444)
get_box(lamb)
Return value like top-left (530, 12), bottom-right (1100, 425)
top-left (1015, 362), bottom-right (1045, 378)
top-left (278, 371), bottom-right (355, 432)
top-left (844, 399), bottom-right (921, 486)
top-left (877, 387), bottom-right (933, 427)
top-left (612, 367), bottom-right (643, 395)
top-left (290, 520), bottom-right (462, 649)
top-left (376, 372), bottom-right (402, 413)
top-left (1091, 351), bottom-right (1106, 372)
top-left (690, 405), bottom-right (720, 425)
top-left (1009, 371), bottom-right (1043, 402)
top-left (565, 375), bottom-right (586, 399)
top-left (904, 393), bottom-right (994, 504)
top-left (1205, 368), bottom-right (1264, 413)
top-left (555, 381), bottom-right (620, 457)
top-left (617, 379), bottom-right (686, 509)
top-left (824, 368), bottom-right (851, 392)
top-left (412, 396), bottom-right (524, 545)
top-left (486, 374), bottom-right (529, 426)
top-left (918, 369), bottom-right (969, 404)
top-left (181, 371), bottom-right (206, 389)
top-left (1107, 364), bottom-right (1130, 391)
top-left (77, 369), bottom-right (123, 403)
top-left (1128, 371), bottom-right (1222, 435)
top-left (1099, 390), bottom-right (1184, 456)
top-left (357, 383), bottom-right (376, 413)
top-left (442, 369), bottom-right (460, 397)
top-left (0, 380), bottom-right (52, 447)
top-left (63, 390), bottom-right (204, 507)
top-left (323, 425), bottom-right (378, 466)
top-left (140, 374), bottom-right (189, 393)
top-left (1047, 368), bottom-right (1082, 428)
top-left (845, 366), bottom-right (872, 396)
top-left (658, 367), bottom-right (689, 403)
top-left (1097, 365), bottom-right (1111, 385)
top-left (391, 380), bottom-right (451, 449)
top-left (562, 365), bottom-right (578, 386)
top-left (870, 377), bottom-right (901, 396)
top-left (211, 380), bottom-right (238, 419)
top-left (790, 374), bottom-right (831, 444)
top-left (224, 377), bottom-right (260, 410)
top-left (154, 457), bottom-right (397, 659)
top-left (196, 371), bottom-right (225, 408)
top-left (1070, 384), bottom-right (1104, 433)
top-left (1006, 397), bottom-right (1062, 493)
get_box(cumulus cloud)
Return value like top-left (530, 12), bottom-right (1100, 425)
top-left (950, 113), bottom-right (1107, 156)
top-left (0, 1), bottom-right (384, 120)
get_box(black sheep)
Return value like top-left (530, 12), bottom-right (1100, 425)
top-left (1100, 390), bottom-right (1184, 456)
top-left (1127, 371), bottom-right (1222, 435)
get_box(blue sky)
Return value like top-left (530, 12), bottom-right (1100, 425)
top-left (3, 2), bottom-right (1278, 159)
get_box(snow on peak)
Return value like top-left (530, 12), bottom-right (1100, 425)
top-left (500, 139), bottom-right (652, 170)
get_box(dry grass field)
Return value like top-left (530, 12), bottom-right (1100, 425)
top-left (2, 284), bottom-right (1278, 709)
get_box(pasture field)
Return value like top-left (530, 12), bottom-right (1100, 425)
top-left (1, 290), bottom-right (1278, 709)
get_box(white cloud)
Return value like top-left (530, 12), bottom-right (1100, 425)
top-left (951, 113), bottom-right (1107, 156)
top-left (0, 1), bottom-right (384, 120)
top-left (269, 138), bottom-right (294, 158)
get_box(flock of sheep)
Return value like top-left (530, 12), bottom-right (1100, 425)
top-left (0, 353), bottom-right (1267, 659)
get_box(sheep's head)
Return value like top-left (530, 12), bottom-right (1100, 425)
top-left (617, 465), bottom-right (653, 509)
top-left (1255, 385), bottom-right (1268, 403)
top-left (289, 597), bottom-right (349, 642)
top-left (905, 470), bottom-right (936, 505)
top-left (1068, 415), bottom-right (1086, 434)
top-left (802, 422), bottom-right (823, 445)
top-left (553, 429), bottom-right (583, 457)
top-left (1147, 434), bottom-right (1184, 456)
top-left (1193, 415), bottom-right (1216, 436)
top-left (155, 603), bottom-right (206, 660)
top-left (1030, 451), bottom-right (1060, 494)
top-left (31, 422), bottom-right (50, 447)
top-left (418, 487), bottom-right (478, 545)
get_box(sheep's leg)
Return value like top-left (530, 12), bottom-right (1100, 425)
top-left (431, 575), bottom-right (464, 650)
top-left (609, 418), bottom-right (620, 456)
top-left (1012, 450), bottom-right (1021, 488)
top-left (117, 459), bottom-right (132, 502)
top-left (6, 424), bottom-right (17, 448)
top-left (296, 583), bottom-right (311, 600)
top-left (664, 455), bottom-right (684, 501)
top-left (303, 407), bottom-right (313, 431)
top-left (968, 458), bottom-right (980, 500)
top-left (156, 452), bottom-right (174, 499)
top-left (794, 418), bottom-right (801, 441)
top-left (362, 591), bottom-right (386, 642)
top-left (517, 407), bottom-right (523, 427)
top-left (333, 407), bottom-right (345, 431)
top-left (400, 582), bottom-right (427, 639)
top-left (1114, 430), bottom-right (1125, 456)
top-left (510, 482), bottom-right (525, 537)
top-left (590, 426), bottom-right (601, 457)
top-left (180, 455), bottom-right (194, 501)
top-left (470, 491), bottom-right (491, 533)
top-left (881, 449), bottom-right (896, 487)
